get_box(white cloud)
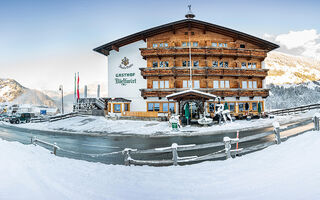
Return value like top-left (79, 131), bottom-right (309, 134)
top-left (264, 29), bottom-right (320, 60)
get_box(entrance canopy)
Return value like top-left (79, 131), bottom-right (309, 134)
top-left (166, 89), bottom-right (216, 101)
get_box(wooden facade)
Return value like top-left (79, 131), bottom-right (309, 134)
top-left (94, 17), bottom-right (279, 117)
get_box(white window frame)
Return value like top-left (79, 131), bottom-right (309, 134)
top-left (242, 81), bottom-right (247, 89)
top-left (248, 81), bottom-right (253, 89)
top-left (159, 81), bottom-right (164, 89)
top-left (212, 42), bottom-right (217, 47)
top-left (225, 80), bottom-right (230, 88)
top-left (253, 81), bottom-right (257, 89)
top-left (183, 80), bottom-right (188, 88)
top-left (213, 80), bottom-right (219, 89)
top-left (220, 80), bottom-right (225, 88)
top-left (165, 80), bottom-right (169, 88)
top-left (153, 81), bottom-right (159, 89)
top-left (194, 80), bottom-right (200, 89)
top-left (193, 42), bottom-right (198, 47)
top-left (153, 43), bottom-right (158, 48)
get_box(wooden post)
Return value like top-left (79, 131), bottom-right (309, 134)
top-left (314, 113), bottom-right (320, 131)
top-left (223, 137), bottom-right (231, 159)
top-left (123, 148), bottom-right (136, 166)
top-left (53, 142), bottom-right (57, 155)
top-left (273, 121), bottom-right (281, 144)
top-left (171, 143), bottom-right (178, 166)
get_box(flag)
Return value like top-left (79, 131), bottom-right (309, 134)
top-left (77, 72), bottom-right (80, 100)
top-left (74, 73), bottom-right (76, 102)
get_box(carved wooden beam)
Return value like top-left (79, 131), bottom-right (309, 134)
top-left (101, 49), bottom-right (109, 56)
top-left (112, 45), bottom-right (119, 52)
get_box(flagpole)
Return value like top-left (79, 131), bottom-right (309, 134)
top-left (188, 28), bottom-right (192, 89)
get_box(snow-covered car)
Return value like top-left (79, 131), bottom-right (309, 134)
top-left (9, 113), bottom-right (32, 124)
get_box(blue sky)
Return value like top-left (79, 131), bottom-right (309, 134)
top-left (0, 0), bottom-right (319, 91)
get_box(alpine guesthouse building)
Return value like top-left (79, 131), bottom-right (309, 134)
top-left (94, 8), bottom-right (279, 119)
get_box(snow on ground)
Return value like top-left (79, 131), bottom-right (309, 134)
top-left (1, 131), bottom-right (320, 200)
top-left (1, 110), bottom-right (318, 136)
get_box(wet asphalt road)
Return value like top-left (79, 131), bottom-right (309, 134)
top-left (0, 119), bottom-right (313, 165)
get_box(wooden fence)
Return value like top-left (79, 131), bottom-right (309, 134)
top-left (121, 116), bottom-right (320, 166)
top-left (268, 103), bottom-right (320, 116)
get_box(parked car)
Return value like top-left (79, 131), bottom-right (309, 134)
top-left (0, 114), bottom-right (10, 122)
top-left (9, 113), bottom-right (33, 124)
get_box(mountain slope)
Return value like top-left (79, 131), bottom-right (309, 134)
top-left (0, 78), bottom-right (57, 107)
top-left (265, 52), bottom-right (320, 85)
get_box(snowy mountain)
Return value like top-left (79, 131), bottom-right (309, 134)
top-left (0, 78), bottom-right (57, 107)
top-left (265, 51), bottom-right (320, 85)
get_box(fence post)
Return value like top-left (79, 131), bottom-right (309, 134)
top-left (273, 121), bottom-right (281, 144)
top-left (313, 113), bottom-right (320, 131)
top-left (122, 148), bottom-right (136, 166)
top-left (53, 142), bottom-right (58, 155)
top-left (223, 137), bottom-right (231, 159)
top-left (171, 143), bottom-right (178, 166)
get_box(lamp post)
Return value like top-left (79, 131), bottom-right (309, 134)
top-left (59, 85), bottom-right (64, 114)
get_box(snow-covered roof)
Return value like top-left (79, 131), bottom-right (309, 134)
top-left (166, 89), bottom-right (216, 100)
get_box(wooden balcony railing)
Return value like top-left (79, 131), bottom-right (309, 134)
top-left (140, 47), bottom-right (267, 59)
top-left (140, 88), bottom-right (269, 98)
top-left (140, 67), bottom-right (269, 78)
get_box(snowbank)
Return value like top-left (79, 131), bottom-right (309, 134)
top-left (2, 110), bottom-right (317, 136)
top-left (1, 131), bottom-right (320, 200)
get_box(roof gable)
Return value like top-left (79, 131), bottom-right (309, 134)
top-left (94, 19), bottom-right (279, 56)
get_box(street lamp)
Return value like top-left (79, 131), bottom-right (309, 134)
top-left (59, 85), bottom-right (64, 114)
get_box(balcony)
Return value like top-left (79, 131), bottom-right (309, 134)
top-left (140, 67), bottom-right (269, 78)
top-left (140, 88), bottom-right (270, 98)
top-left (140, 47), bottom-right (267, 59)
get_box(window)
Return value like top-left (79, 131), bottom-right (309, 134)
top-left (213, 80), bottom-right (219, 89)
top-left (248, 81), bottom-right (253, 89)
top-left (182, 60), bottom-right (190, 67)
top-left (194, 80), bottom-right (200, 89)
top-left (169, 103), bottom-right (175, 113)
top-left (229, 103), bottom-right (235, 111)
top-left (224, 62), bottom-right (229, 68)
top-left (212, 61), bottom-right (218, 67)
top-left (159, 61), bottom-right (164, 68)
top-left (159, 43), bottom-right (163, 47)
top-left (184, 32), bottom-right (188, 35)
top-left (159, 81), bottom-right (164, 88)
top-left (241, 62), bottom-right (247, 69)
top-left (113, 104), bottom-right (121, 113)
top-left (242, 81), bottom-right (247, 89)
top-left (219, 43), bottom-right (223, 47)
top-left (183, 80), bottom-right (188, 88)
top-left (152, 61), bottom-right (158, 68)
top-left (209, 103), bottom-right (215, 112)
top-left (245, 103), bottom-right (249, 111)
top-left (248, 63), bottom-right (252, 69)
top-left (153, 43), bottom-right (158, 48)
top-left (239, 103), bottom-right (244, 111)
top-left (162, 103), bottom-right (168, 112)
top-left (182, 42), bottom-right (187, 47)
top-left (252, 63), bottom-right (256, 69)
top-left (220, 80), bottom-right (225, 88)
top-left (212, 42), bottom-right (217, 47)
top-left (164, 61), bottom-right (169, 67)
top-left (219, 61), bottom-right (224, 67)
top-left (148, 103), bottom-right (154, 111)
top-left (165, 80), bottom-right (169, 88)
top-left (223, 43), bottom-right (228, 47)
top-left (253, 81), bottom-right (257, 89)
top-left (240, 44), bottom-right (245, 48)
top-left (225, 80), bottom-right (230, 88)
top-left (153, 81), bottom-right (158, 89)
top-left (193, 42), bottom-right (198, 47)
top-left (124, 103), bottom-right (130, 111)
top-left (252, 102), bottom-right (257, 111)
top-left (193, 60), bottom-right (199, 67)
top-left (164, 43), bottom-right (168, 47)
top-left (154, 103), bottom-right (160, 111)
top-left (191, 32), bottom-right (194, 35)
